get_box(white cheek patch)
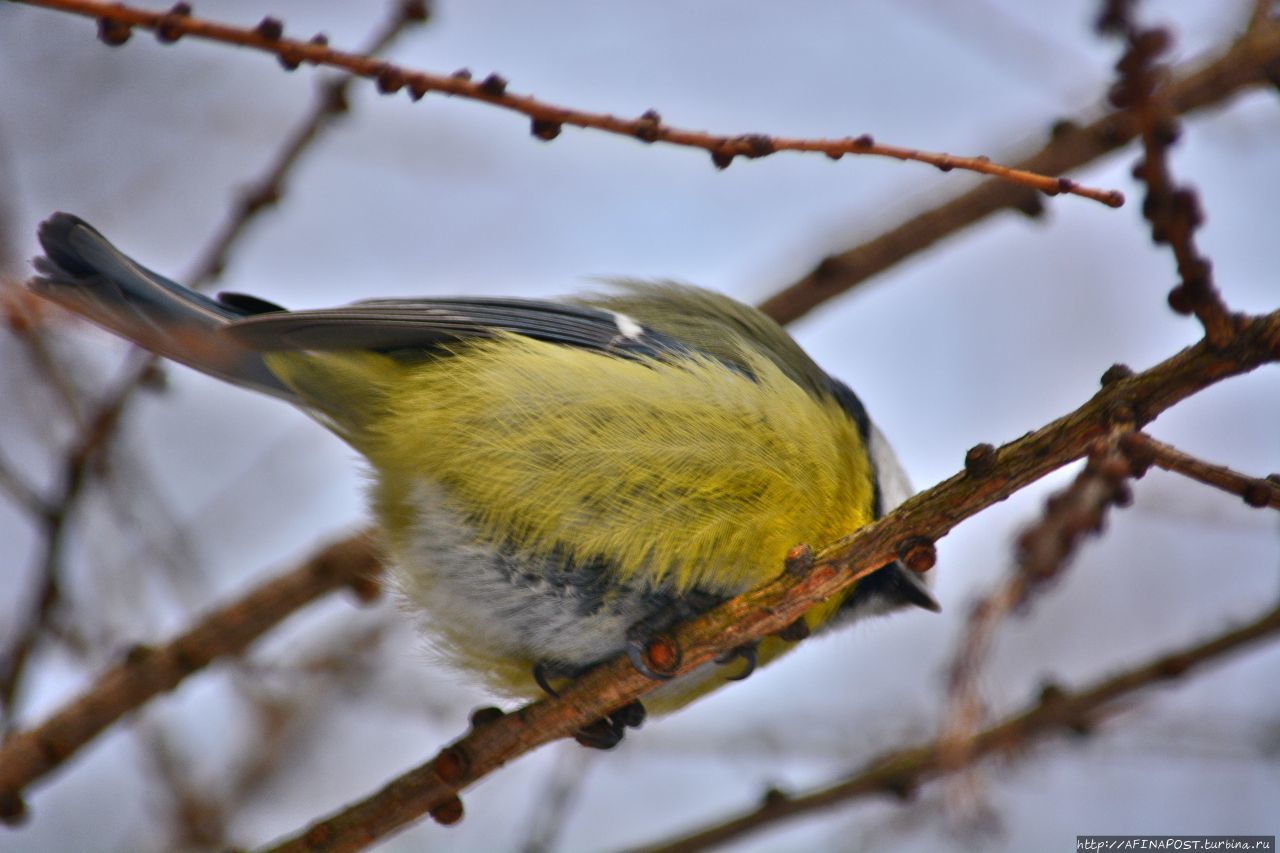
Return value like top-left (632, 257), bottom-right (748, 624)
top-left (610, 310), bottom-right (644, 341)
top-left (868, 422), bottom-right (913, 513)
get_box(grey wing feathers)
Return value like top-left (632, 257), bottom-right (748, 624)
top-left (30, 213), bottom-right (295, 400)
top-left (223, 298), bottom-right (693, 362)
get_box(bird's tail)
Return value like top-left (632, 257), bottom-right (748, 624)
top-left (30, 212), bottom-right (295, 401)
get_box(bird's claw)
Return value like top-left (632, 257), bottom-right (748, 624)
top-left (716, 642), bottom-right (758, 681)
top-left (574, 701), bottom-right (647, 750)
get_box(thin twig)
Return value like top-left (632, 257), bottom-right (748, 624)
top-left (256, 310), bottom-right (1280, 853)
top-left (0, 531), bottom-right (381, 823)
top-left (185, 0), bottom-right (428, 287)
top-left (0, 0), bottom-right (426, 734)
top-left (629, 595), bottom-right (1280, 853)
top-left (0, 449), bottom-right (49, 518)
top-left (13, 0), bottom-right (1123, 208)
top-left (520, 748), bottom-right (592, 853)
top-left (1123, 432), bottom-right (1280, 509)
top-left (0, 381), bottom-right (133, 726)
top-left (756, 13), bottom-right (1280, 325)
top-left (1098, 3), bottom-right (1235, 345)
top-left (938, 431), bottom-right (1139, 818)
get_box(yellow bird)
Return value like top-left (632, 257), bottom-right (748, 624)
top-left (31, 213), bottom-right (938, 747)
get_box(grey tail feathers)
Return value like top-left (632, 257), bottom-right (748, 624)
top-left (30, 213), bottom-right (296, 401)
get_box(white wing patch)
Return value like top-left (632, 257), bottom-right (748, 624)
top-left (610, 310), bottom-right (644, 341)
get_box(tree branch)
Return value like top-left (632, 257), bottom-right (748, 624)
top-left (1099, 3), bottom-right (1235, 345)
top-left (756, 14), bottom-right (1280, 325)
top-left (257, 311), bottom-right (1280, 853)
top-left (12, 0), bottom-right (1123, 207)
top-left (938, 431), bottom-right (1139, 816)
top-left (1123, 432), bottom-right (1280, 509)
top-left (184, 0), bottom-right (429, 288)
top-left (0, 531), bottom-right (381, 823)
top-left (630, 595), bottom-right (1280, 853)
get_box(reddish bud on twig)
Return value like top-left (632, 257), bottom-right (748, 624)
top-left (1100, 363), bottom-right (1134, 386)
top-left (964, 443), bottom-right (997, 478)
top-left (897, 537), bottom-right (937, 573)
top-left (468, 707), bottom-right (505, 728)
top-left (255, 16), bottom-right (283, 41)
top-left (530, 118), bottom-right (562, 141)
top-left (155, 3), bottom-right (191, 43)
top-left (97, 17), bottom-right (132, 45)
top-left (429, 796), bottom-right (464, 825)
top-left (634, 109), bottom-right (662, 143)
top-left (478, 73), bottom-right (508, 96)
top-left (784, 543), bottom-right (815, 576)
top-left (433, 746), bottom-right (468, 785)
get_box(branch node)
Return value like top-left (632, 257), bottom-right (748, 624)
top-left (468, 706), bottom-right (505, 729)
top-left (478, 73), bottom-right (508, 97)
top-left (783, 543), bottom-right (815, 576)
top-left (633, 109), bottom-right (662, 143)
top-left (123, 643), bottom-right (154, 665)
top-left (1099, 363), bottom-right (1134, 387)
top-left (96, 16), bottom-right (132, 46)
top-left (376, 65), bottom-right (405, 94)
top-left (155, 2), bottom-right (191, 44)
top-left (432, 746), bottom-right (470, 786)
top-left (883, 776), bottom-right (919, 801)
top-left (429, 796), bottom-right (464, 826)
top-left (773, 617), bottom-right (810, 643)
top-left (761, 786), bottom-right (790, 808)
top-left (738, 133), bottom-right (775, 159)
top-left (344, 573), bottom-right (381, 604)
top-left (0, 791), bottom-right (27, 826)
top-left (530, 117), bottom-right (562, 141)
top-left (400, 0), bottom-right (429, 23)
top-left (254, 16), bottom-right (283, 42)
top-left (710, 147), bottom-right (735, 170)
top-left (1242, 483), bottom-right (1272, 508)
top-left (964, 443), bottom-right (997, 478)
top-left (896, 537), bottom-right (937, 574)
top-left (1104, 400), bottom-right (1136, 428)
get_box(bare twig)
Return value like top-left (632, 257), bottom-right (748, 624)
top-left (756, 15), bottom-right (1280, 325)
top-left (1123, 432), bottom-right (1280, 509)
top-left (520, 749), bottom-right (592, 853)
top-left (0, 1), bottom-right (426, 735)
top-left (141, 721), bottom-right (230, 849)
top-left (938, 431), bottom-right (1140, 817)
top-left (0, 531), bottom-right (381, 823)
top-left (1098, 3), bottom-right (1235, 345)
top-left (12, 0), bottom-right (1124, 207)
top-left (0, 382), bottom-right (134, 725)
top-left (629, 596), bottom-right (1280, 853)
top-left (185, 0), bottom-right (429, 288)
top-left (0, 449), bottom-right (49, 518)
top-left (257, 310), bottom-right (1280, 853)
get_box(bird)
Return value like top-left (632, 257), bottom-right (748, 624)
top-left (29, 212), bottom-right (938, 748)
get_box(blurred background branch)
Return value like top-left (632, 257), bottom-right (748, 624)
top-left (0, 0), bottom-right (1276, 850)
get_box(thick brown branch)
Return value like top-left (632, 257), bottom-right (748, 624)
top-left (632, 596), bottom-right (1280, 853)
top-left (757, 17), bottom-right (1280, 325)
top-left (1123, 432), bottom-right (1280, 509)
top-left (0, 531), bottom-right (381, 822)
top-left (259, 313), bottom-right (1280, 853)
top-left (12, 0), bottom-right (1121, 207)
